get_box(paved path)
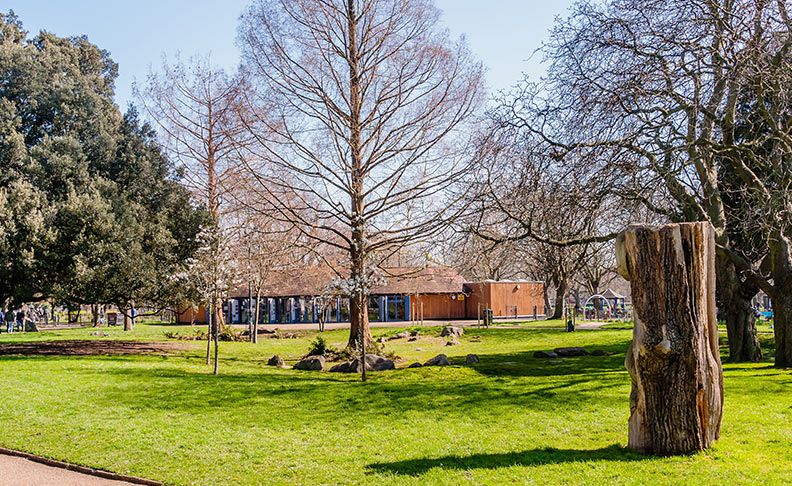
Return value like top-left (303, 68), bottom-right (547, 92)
top-left (231, 317), bottom-right (579, 332)
top-left (0, 454), bottom-right (145, 486)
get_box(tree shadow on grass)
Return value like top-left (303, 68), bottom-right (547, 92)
top-left (366, 444), bottom-right (650, 476)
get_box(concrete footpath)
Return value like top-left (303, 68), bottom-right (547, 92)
top-left (0, 452), bottom-right (160, 486)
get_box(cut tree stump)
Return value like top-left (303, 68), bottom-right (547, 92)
top-left (615, 222), bottom-right (723, 455)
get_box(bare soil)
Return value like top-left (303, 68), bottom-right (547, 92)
top-left (0, 340), bottom-right (185, 357)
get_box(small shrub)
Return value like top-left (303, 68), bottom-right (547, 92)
top-left (307, 336), bottom-right (340, 356)
top-left (219, 327), bottom-right (246, 342)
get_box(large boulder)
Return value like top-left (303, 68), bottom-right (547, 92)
top-left (293, 355), bottom-right (325, 371)
top-left (267, 355), bottom-right (286, 367)
top-left (553, 347), bottom-right (588, 357)
top-left (465, 354), bottom-right (480, 364)
top-left (440, 326), bottom-right (464, 338)
top-left (329, 355), bottom-right (395, 373)
top-left (445, 338), bottom-right (459, 346)
top-left (407, 362), bottom-right (423, 368)
top-left (25, 321), bottom-right (39, 332)
top-left (533, 350), bottom-right (559, 359)
top-left (328, 361), bottom-right (355, 373)
top-left (424, 354), bottom-right (451, 366)
top-left (591, 349), bottom-right (607, 356)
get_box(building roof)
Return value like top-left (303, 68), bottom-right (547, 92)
top-left (228, 266), bottom-right (468, 298)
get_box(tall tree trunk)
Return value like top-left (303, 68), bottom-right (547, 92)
top-left (617, 222), bottom-right (723, 455)
top-left (773, 295), bottom-right (792, 368)
top-left (715, 256), bottom-right (762, 362)
top-left (551, 278), bottom-right (567, 320)
top-left (91, 304), bottom-right (99, 327)
top-left (770, 232), bottom-right (792, 368)
top-left (542, 283), bottom-right (551, 317)
top-left (344, 0), bottom-right (373, 375)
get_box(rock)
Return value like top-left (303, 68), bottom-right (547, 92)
top-left (407, 362), bottom-right (423, 368)
top-left (376, 336), bottom-right (387, 344)
top-left (329, 355), bottom-right (395, 373)
top-left (328, 361), bottom-right (355, 373)
top-left (591, 349), bottom-right (607, 356)
top-left (26, 322), bottom-right (39, 332)
top-left (90, 331), bottom-right (108, 337)
top-left (415, 347), bottom-right (423, 351)
top-left (440, 326), bottom-right (464, 338)
top-left (424, 354), bottom-right (451, 366)
top-left (533, 350), bottom-right (559, 359)
top-left (465, 354), bottom-right (480, 364)
top-left (407, 336), bottom-right (418, 342)
top-left (388, 331), bottom-right (409, 340)
top-left (293, 355), bottom-right (325, 371)
top-left (360, 354), bottom-right (396, 372)
top-left (267, 355), bottom-right (285, 367)
top-left (409, 330), bottom-right (420, 337)
top-left (554, 347), bottom-right (589, 357)
top-left (445, 338), bottom-right (459, 346)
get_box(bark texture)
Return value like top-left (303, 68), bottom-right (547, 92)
top-left (616, 222), bottom-right (723, 455)
top-left (715, 258), bottom-right (762, 362)
top-left (770, 232), bottom-right (792, 368)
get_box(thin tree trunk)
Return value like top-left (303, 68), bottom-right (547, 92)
top-left (91, 304), bottom-right (99, 327)
top-left (213, 305), bottom-right (220, 375)
top-left (254, 290), bottom-right (261, 344)
top-left (206, 301), bottom-right (212, 365)
top-left (716, 256), bottom-right (762, 362)
top-left (617, 222), bottom-right (723, 455)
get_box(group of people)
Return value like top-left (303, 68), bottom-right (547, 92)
top-left (0, 308), bottom-right (27, 333)
top-left (0, 306), bottom-right (50, 333)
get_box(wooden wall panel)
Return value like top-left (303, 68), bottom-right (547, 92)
top-left (176, 306), bottom-right (207, 324)
top-left (410, 294), bottom-right (466, 320)
top-left (464, 282), bottom-right (544, 318)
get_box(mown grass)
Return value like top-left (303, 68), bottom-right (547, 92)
top-left (0, 324), bottom-right (789, 485)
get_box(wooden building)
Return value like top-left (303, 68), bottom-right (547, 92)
top-left (175, 266), bottom-right (545, 325)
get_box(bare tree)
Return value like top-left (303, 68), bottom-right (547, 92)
top-left (495, 0), bottom-right (792, 363)
top-left (135, 55), bottom-right (252, 374)
top-left (238, 0), bottom-right (484, 358)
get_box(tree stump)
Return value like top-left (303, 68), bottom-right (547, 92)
top-left (615, 222), bottom-right (723, 455)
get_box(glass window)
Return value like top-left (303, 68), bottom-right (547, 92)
top-left (339, 298), bottom-right (350, 322)
top-left (387, 296), bottom-right (406, 321)
top-left (368, 296), bottom-right (380, 322)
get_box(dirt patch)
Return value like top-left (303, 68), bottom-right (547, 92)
top-left (0, 340), bottom-right (185, 357)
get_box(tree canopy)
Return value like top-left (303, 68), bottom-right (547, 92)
top-left (0, 11), bottom-right (207, 310)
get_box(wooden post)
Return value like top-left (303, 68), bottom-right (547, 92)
top-left (616, 222), bottom-right (723, 455)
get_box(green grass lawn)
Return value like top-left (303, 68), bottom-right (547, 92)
top-left (490, 318), bottom-right (566, 328)
top-left (0, 324), bottom-right (789, 485)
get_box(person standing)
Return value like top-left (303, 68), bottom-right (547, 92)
top-left (0, 309), bottom-right (4, 333)
top-left (5, 309), bottom-right (14, 333)
top-left (16, 309), bottom-right (24, 332)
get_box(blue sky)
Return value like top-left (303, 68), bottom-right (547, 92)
top-left (8, 1), bottom-right (575, 109)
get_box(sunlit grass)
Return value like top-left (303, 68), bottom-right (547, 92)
top-left (0, 324), bottom-right (788, 485)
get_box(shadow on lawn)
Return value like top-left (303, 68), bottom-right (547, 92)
top-left (366, 444), bottom-right (649, 476)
